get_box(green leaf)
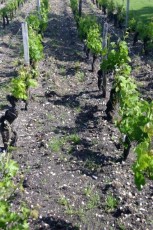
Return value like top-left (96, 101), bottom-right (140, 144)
top-left (134, 170), bottom-right (145, 190)
top-left (27, 79), bottom-right (38, 87)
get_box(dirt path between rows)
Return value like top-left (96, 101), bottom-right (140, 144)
top-left (0, 0), bottom-right (153, 229)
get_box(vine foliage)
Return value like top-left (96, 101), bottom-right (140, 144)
top-left (0, 153), bottom-right (30, 229)
top-left (114, 64), bottom-right (153, 190)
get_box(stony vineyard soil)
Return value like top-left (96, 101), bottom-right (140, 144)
top-left (0, 0), bottom-right (153, 229)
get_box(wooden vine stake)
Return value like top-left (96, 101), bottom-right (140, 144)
top-left (125, 0), bottom-right (130, 29)
top-left (102, 22), bottom-right (108, 98)
top-left (22, 22), bottom-right (30, 66)
top-left (79, 0), bottom-right (82, 17)
top-left (37, 0), bottom-right (41, 18)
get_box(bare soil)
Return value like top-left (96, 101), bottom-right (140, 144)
top-left (0, 0), bottom-right (153, 229)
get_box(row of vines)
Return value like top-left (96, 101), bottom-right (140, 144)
top-left (70, 0), bottom-right (153, 190)
top-left (0, 0), bottom-right (30, 28)
top-left (0, 0), bottom-right (49, 229)
top-left (92, 0), bottom-right (153, 54)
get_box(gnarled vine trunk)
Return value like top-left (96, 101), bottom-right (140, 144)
top-left (105, 86), bottom-right (117, 121)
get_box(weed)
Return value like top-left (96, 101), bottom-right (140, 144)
top-left (76, 71), bottom-right (85, 82)
top-left (48, 137), bottom-right (65, 152)
top-left (75, 105), bottom-right (82, 113)
top-left (74, 61), bottom-right (80, 71)
top-left (67, 146), bottom-right (75, 154)
top-left (58, 197), bottom-right (85, 219)
top-left (48, 134), bottom-right (80, 153)
top-left (86, 192), bottom-right (100, 210)
top-left (105, 194), bottom-right (119, 211)
top-left (8, 146), bottom-right (18, 152)
top-left (59, 111), bottom-right (68, 120)
top-left (12, 58), bottom-right (23, 67)
top-left (83, 184), bottom-right (94, 197)
top-left (58, 196), bottom-right (82, 217)
top-left (59, 66), bottom-right (66, 75)
top-left (67, 134), bottom-right (81, 144)
top-left (58, 188), bottom-right (100, 220)
top-left (91, 138), bottom-right (99, 145)
top-left (66, 207), bottom-right (85, 219)
top-left (118, 222), bottom-right (126, 230)
top-left (83, 185), bottom-right (100, 210)
top-left (41, 178), bottom-right (47, 185)
top-left (30, 209), bottom-right (39, 220)
top-left (58, 196), bottom-right (70, 207)
top-left (46, 113), bottom-right (55, 120)
top-left (111, 135), bottom-right (116, 141)
top-left (84, 157), bottom-right (100, 172)
top-left (104, 177), bottom-right (112, 184)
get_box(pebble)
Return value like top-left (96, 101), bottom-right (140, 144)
top-left (92, 175), bottom-right (98, 180)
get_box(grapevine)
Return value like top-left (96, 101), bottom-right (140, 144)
top-left (70, 0), bottom-right (153, 189)
top-left (113, 64), bottom-right (153, 189)
top-left (86, 24), bottom-right (102, 71)
top-left (0, 0), bottom-right (29, 28)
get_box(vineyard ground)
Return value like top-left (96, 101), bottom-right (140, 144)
top-left (0, 0), bottom-right (153, 229)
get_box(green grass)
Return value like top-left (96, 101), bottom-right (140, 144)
top-left (66, 134), bottom-right (81, 144)
top-left (48, 134), bottom-right (81, 153)
top-left (48, 137), bottom-right (65, 152)
top-left (115, 0), bottom-right (153, 22)
top-left (57, 188), bottom-right (100, 220)
top-left (105, 194), bottom-right (119, 211)
top-left (76, 70), bottom-right (85, 82)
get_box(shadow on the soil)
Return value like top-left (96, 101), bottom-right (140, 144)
top-left (69, 148), bottom-right (117, 175)
top-left (0, 19), bottom-right (22, 79)
top-left (135, 72), bottom-right (153, 82)
top-left (43, 6), bottom-right (108, 76)
top-left (44, 12), bottom-right (84, 63)
top-left (46, 90), bottom-right (102, 109)
top-left (53, 126), bottom-right (117, 177)
top-left (52, 94), bottom-right (80, 108)
top-left (56, 63), bottom-right (77, 77)
top-left (0, 18), bottom-right (21, 34)
top-left (34, 216), bottom-right (79, 230)
top-left (47, 91), bottom-right (102, 131)
top-left (0, 69), bottom-right (17, 79)
top-left (75, 104), bottom-right (99, 129)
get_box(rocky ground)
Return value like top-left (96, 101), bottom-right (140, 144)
top-left (0, 0), bottom-right (153, 229)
